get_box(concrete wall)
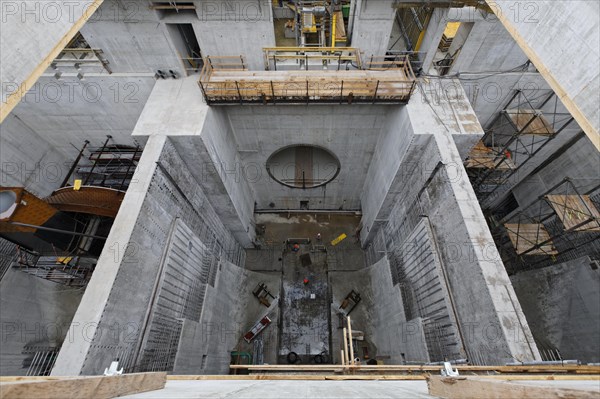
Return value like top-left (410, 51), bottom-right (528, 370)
top-left (227, 105), bottom-right (389, 211)
top-left (193, 0), bottom-right (275, 70)
top-left (173, 261), bottom-right (280, 374)
top-left (350, 0), bottom-right (395, 59)
top-left (80, 1), bottom-right (183, 75)
top-left (511, 134), bottom-right (600, 209)
top-left (0, 268), bottom-right (83, 375)
top-left (511, 257), bottom-right (600, 363)
top-left (360, 105), bottom-right (420, 242)
top-left (387, 218), bottom-right (464, 362)
top-left (171, 109), bottom-right (256, 247)
top-left (489, 0), bottom-right (600, 149)
top-left (132, 77), bottom-right (255, 246)
top-left (0, 0), bottom-right (102, 121)
top-left (0, 114), bottom-right (67, 197)
top-left (361, 80), bottom-right (540, 365)
top-left (52, 135), bottom-right (244, 375)
top-left (0, 75), bottom-right (153, 196)
top-left (366, 257), bottom-right (429, 363)
top-left (450, 17), bottom-right (528, 74)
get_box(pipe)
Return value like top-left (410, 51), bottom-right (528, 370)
top-left (426, 359), bottom-right (468, 365)
top-left (4, 221), bottom-right (107, 240)
top-left (505, 360), bottom-right (580, 366)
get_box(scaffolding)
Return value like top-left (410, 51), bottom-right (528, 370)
top-left (13, 247), bottom-right (94, 287)
top-left (61, 136), bottom-right (141, 190)
top-left (494, 179), bottom-right (600, 272)
top-left (465, 90), bottom-right (575, 205)
top-left (199, 53), bottom-right (416, 105)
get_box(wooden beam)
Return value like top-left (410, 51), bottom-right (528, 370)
top-left (347, 316), bottom-right (355, 365)
top-left (169, 374), bottom-right (600, 381)
top-left (169, 375), bottom-right (427, 380)
top-left (0, 372), bottom-right (166, 399)
top-left (0, 0), bottom-right (104, 123)
top-left (228, 364), bottom-right (600, 376)
top-left (427, 375), bottom-right (600, 399)
top-left (485, 0), bottom-right (600, 151)
top-left (342, 327), bottom-right (349, 366)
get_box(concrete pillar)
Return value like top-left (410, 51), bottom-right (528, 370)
top-left (0, 0), bottom-right (103, 122)
top-left (419, 8), bottom-right (449, 73)
top-left (193, 0), bottom-right (275, 70)
top-left (350, 0), bottom-right (396, 60)
top-left (486, 0), bottom-right (600, 150)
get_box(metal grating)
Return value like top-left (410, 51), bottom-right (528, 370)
top-left (138, 219), bottom-right (217, 372)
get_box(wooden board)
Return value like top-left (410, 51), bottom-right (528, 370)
top-left (334, 11), bottom-right (347, 39)
top-left (427, 375), bottom-right (600, 399)
top-left (0, 372), bottom-right (166, 399)
top-left (168, 374), bottom-right (600, 381)
top-left (505, 109), bottom-right (555, 135)
top-left (200, 69), bottom-right (415, 103)
top-left (465, 141), bottom-right (516, 170)
top-left (504, 223), bottom-right (558, 255)
top-left (228, 364), bottom-right (600, 374)
top-left (546, 195), bottom-right (600, 232)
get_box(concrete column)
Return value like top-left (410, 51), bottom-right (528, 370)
top-left (418, 8), bottom-right (449, 73)
top-left (486, 0), bottom-right (600, 150)
top-left (0, 0), bottom-right (103, 122)
top-left (350, 0), bottom-right (396, 60)
top-left (193, 0), bottom-right (275, 70)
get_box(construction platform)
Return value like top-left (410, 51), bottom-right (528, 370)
top-left (198, 53), bottom-right (416, 105)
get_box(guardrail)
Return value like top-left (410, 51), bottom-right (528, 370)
top-left (199, 54), bottom-right (416, 105)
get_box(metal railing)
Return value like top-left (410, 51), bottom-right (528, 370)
top-left (199, 54), bottom-right (416, 105)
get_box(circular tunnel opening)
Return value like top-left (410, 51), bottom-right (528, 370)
top-left (266, 145), bottom-right (340, 189)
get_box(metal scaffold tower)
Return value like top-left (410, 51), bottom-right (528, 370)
top-left (491, 179), bottom-right (600, 273)
top-left (465, 90), bottom-right (575, 205)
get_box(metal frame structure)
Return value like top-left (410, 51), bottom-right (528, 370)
top-left (199, 54), bottom-right (416, 105)
top-left (495, 179), bottom-right (600, 272)
top-left (465, 90), bottom-right (575, 204)
top-left (62, 136), bottom-right (141, 191)
top-left (263, 47), bottom-right (361, 71)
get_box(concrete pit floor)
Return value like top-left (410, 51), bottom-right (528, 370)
top-left (244, 213), bottom-right (371, 365)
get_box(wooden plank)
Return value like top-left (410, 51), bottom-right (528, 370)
top-left (505, 109), bottom-right (555, 135)
top-left (427, 376), bottom-right (600, 399)
top-left (504, 223), bottom-right (558, 255)
top-left (465, 141), bottom-right (516, 170)
top-left (228, 364), bottom-right (600, 373)
top-left (347, 316), bottom-right (355, 365)
top-left (342, 328), bottom-right (349, 366)
top-left (165, 374), bottom-right (600, 382)
top-left (0, 372), bottom-right (166, 399)
top-left (546, 195), bottom-right (600, 231)
top-left (168, 375), bottom-right (427, 381)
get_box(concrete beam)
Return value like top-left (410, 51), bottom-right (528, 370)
top-left (486, 0), bottom-right (600, 150)
top-left (0, 0), bottom-right (103, 123)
